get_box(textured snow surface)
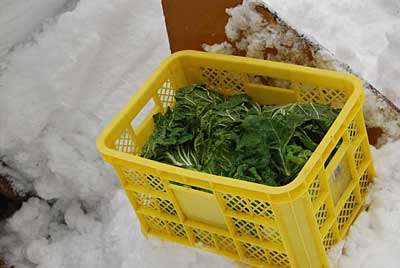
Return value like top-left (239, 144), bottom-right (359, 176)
top-left (262, 0), bottom-right (400, 107)
top-left (1, 0), bottom-right (400, 268)
top-left (0, 0), bottom-right (232, 267)
top-left (0, 0), bottom-right (74, 57)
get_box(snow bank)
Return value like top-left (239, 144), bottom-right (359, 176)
top-left (1, 191), bottom-right (232, 268)
top-left (203, 1), bottom-right (343, 70)
top-left (261, 0), bottom-right (400, 107)
top-left (0, 0), bottom-right (232, 267)
top-left (0, 0), bottom-right (169, 195)
top-left (203, 0), bottom-right (400, 145)
top-left (0, 0), bottom-right (73, 57)
top-left (377, 24), bottom-right (400, 106)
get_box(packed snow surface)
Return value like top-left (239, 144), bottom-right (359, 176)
top-left (0, 0), bottom-right (74, 57)
top-left (262, 0), bottom-right (400, 107)
top-left (0, 0), bottom-right (400, 267)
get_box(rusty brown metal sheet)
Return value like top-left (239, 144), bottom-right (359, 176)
top-left (162, 0), bottom-right (242, 52)
top-left (0, 259), bottom-right (7, 268)
top-left (0, 175), bottom-right (21, 220)
top-left (161, 0), bottom-right (400, 146)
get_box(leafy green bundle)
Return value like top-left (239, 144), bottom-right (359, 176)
top-left (141, 84), bottom-right (339, 186)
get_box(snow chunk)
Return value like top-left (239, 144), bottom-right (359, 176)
top-left (0, 0), bottom-right (68, 57)
top-left (7, 197), bottom-right (50, 242)
top-left (377, 24), bottom-right (400, 106)
top-left (202, 42), bottom-right (234, 55)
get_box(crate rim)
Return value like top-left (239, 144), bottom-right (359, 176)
top-left (96, 50), bottom-right (364, 199)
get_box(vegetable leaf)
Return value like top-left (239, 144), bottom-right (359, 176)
top-left (141, 84), bottom-right (340, 186)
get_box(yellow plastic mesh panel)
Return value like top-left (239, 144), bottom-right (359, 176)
top-left (353, 144), bottom-right (365, 170)
top-left (322, 228), bottom-right (337, 250)
top-left (131, 192), bottom-right (154, 208)
top-left (167, 222), bottom-right (187, 238)
top-left (359, 170), bottom-right (370, 195)
top-left (297, 84), bottom-right (347, 108)
top-left (232, 218), bottom-right (259, 239)
top-left (269, 250), bottom-right (290, 267)
top-left (157, 79), bottom-right (175, 108)
top-left (157, 198), bottom-right (177, 215)
top-left (222, 194), bottom-right (275, 220)
top-left (247, 74), bottom-right (293, 89)
top-left (199, 67), bottom-right (245, 95)
top-left (297, 83), bottom-right (320, 103)
top-left (121, 168), bottom-right (146, 186)
top-left (223, 194), bottom-right (251, 214)
top-left (337, 191), bottom-right (358, 232)
top-left (121, 168), bottom-right (166, 192)
top-left (215, 234), bottom-right (237, 254)
top-left (308, 174), bottom-right (321, 203)
top-left (259, 224), bottom-right (282, 244)
top-left (315, 203), bottom-right (328, 229)
top-left (145, 216), bottom-right (168, 233)
top-left (320, 87), bottom-right (347, 108)
top-left (250, 199), bottom-right (275, 220)
top-left (115, 128), bottom-right (135, 154)
top-left (241, 243), bottom-right (269, 263)
top-left (146, 174), bottom-right (167, 192)
top-left (347, 118), bottom-right (359, 142)
top-left (192, 228), bottom-right (215, 248)
top-left (131, 192), bottom-right (177, 216)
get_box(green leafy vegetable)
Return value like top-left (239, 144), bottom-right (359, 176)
top-left (141, 84), bottom-right (340, 186)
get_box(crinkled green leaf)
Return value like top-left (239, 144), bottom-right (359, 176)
top-left (141, 84), bottom-right (340, 186)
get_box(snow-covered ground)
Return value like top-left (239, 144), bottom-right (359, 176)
top-left (0, 0), bottom-right (399, 267)
top-left (0, 0), bottom-right (77, 57)
top-left (263, 0), bottom-right (400, 107)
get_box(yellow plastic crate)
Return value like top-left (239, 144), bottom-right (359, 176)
top-left (97, 51), bottom-right (375, 268)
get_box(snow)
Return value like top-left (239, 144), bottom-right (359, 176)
top-left (0, 0), bottom-right (232, 267)
top-left (202, 42), bottom-right (234, 55)
top-left (203, 1), bottom-right (400, 145)
top-left (1, 191), bottom-right (232, 268)
top-left (204, 1), bottom-right (342, 71)
top-left (1, 0), bottom-right (400, 267)
top-left (0, 0), bottom-right (73, 57)
top-left (261, 0), bottom-right (400, 107)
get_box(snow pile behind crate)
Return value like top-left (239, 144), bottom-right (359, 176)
top-left (261, 0), bottom-right (400, 107)
top-left (1, 0), bottom-right (400, 268)
top-left (206, 0), bottom-right (400, 107)
top-left (204, 1), bottom-right (400, 145)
